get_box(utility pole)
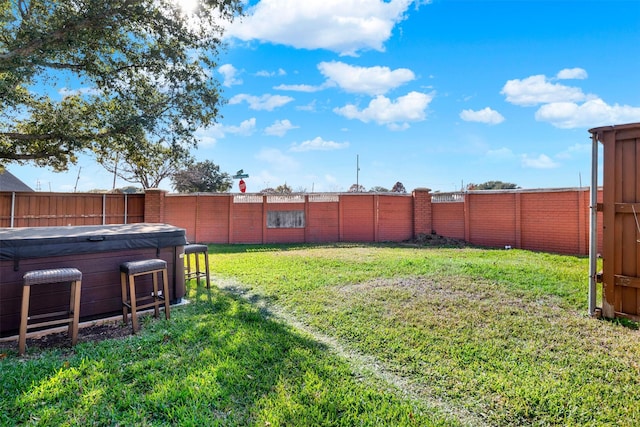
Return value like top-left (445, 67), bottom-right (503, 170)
top-left (74, 167), bottom-right (81, 193)
top-left (356, 154), bottom-right (360, 192)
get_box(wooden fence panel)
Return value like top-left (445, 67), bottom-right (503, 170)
top-left (591, 123), bottom-right (640, 320)
top-left (0, 192), bottom-right (144, 227)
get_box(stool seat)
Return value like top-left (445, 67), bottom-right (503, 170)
top-left (19, 267), bottom-right (82, 355)
top-left (24, 268), bottom-right (82, 286)
top-left (184, 244), bottom-right (208, 255)
top-left (121, 259), bottom-right (167, 275)
top-left (184, 244), bottom-right (210, 288)
top-left (120, 259), bottom-right (170, 333)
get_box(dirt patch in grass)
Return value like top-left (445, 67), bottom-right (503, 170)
top-left (0, 318), bottom-right (133, 355)
top-left (410, 232), bottom-right (469, 247)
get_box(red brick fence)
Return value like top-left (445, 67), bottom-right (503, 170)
top-left (1, 187), bottom-right (602, 255)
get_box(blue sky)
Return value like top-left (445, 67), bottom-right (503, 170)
top-left (10, 0), bottom-right (640, 193)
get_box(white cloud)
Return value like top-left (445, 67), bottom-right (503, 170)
top-left (218, 64), bottom-right (242, 87)
top-left (318, 61), bottom-right (415, 95)
top-left (556, 68), bottom-right (588, 80)
top-left (194, 123), bottom-right (225, 146)
top-left (459, 107), bottom-right (505, 125)
top-left (535, 98), bottom-right (640, 129)
top-left (224, 118), bottom-right (257, 136)
top-left (485, 147), bottom-right (515, 161)
top-left (256, 68), bottom-right (287, 77)
top-left (297, 100), bottom-right (317, 112)
top-left (274, 83), bottom-right (327, 92)
top-left (555, 143), bottom-right (591, 160)
top-left (264, 119), bottom-right (299, 136)
top-left (501, 74), bottom-right (589, 106)
top-left (194, 118), bottom-right (256, 145)
top-left (229, 93), bottom-right (294, 111)
top-left (334, 91), bottom-right (433, 129)
top-left (521, 154), bottom-right (560, 169)
top-left (502, 69), bottom-right (640, 129)
top-left (290, 136), bottom-right (349, 152)
top-left (224, 0), bottom-right (415, 56)
top-left (255, 148), bottom-right (300, 171)
top-left (58, 87), bottom-right (101, 97)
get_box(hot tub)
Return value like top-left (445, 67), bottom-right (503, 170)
top-left (0, 223), bottom-right (187, 337)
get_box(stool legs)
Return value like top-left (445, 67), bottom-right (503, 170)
top-left (19, 270), bottom-right (82, 356)
top-left (186, 254), bottom-right (192, 280)
top-left (203, 252), bottom-right (210, 289)
top-left (129, 273), bottom-right (139, 333)
top-left (120, 266), bottom-right (170, 333)
top-left (69, 279), bottom-right (81, 346)
top-left (162, 268), bottom-right (171, 319)
top-left (185, 249), bottom-right (211, 289)
top-left (18, 285), bottom-right (31, 355)
top-left (120, 271), bottom-right (129, 325)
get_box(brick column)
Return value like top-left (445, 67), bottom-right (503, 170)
top-left (144, 188), bottom-right (167, 223)
top-left (412, 188), bottom-right (432, 238)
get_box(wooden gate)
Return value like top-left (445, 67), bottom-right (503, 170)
top-left (590, 122), bottom-right (640, 320)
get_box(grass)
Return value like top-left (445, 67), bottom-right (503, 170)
top-left (208, 243), bottom-right (639, 426)
top-left (2, 243), bottom-right (639, 426)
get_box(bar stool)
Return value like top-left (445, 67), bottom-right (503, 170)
top-left (184, 244), bottom-right (210, 288)
top-left (19, 268), bottom-right (82, 355)
top-left (120, 259), bottom-right (170, 333)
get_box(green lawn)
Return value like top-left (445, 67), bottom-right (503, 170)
top-left (2, 243), bottom-right (639, 426)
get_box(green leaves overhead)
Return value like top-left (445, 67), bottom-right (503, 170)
top-left (0, 0), bottom-right (243, 176)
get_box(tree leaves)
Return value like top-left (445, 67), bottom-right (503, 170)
top-left (171, 160), bottom-right (232, 193)
top-left (0, 0), bottom-right (243, 185)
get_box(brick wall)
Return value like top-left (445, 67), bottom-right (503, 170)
top-left (432, 202), bottom-right (465, 240)
top-left (1, 187), bottom-right (603, 255)
top-left (430, 188), bottom-right (602, 254)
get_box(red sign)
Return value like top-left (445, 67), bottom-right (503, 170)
top-left (238, 179), bottom-right (246, 193)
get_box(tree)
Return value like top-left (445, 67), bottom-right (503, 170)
top-left (274, 183), bottom-right (292, 194)
top-left (348, 184), bottom-right (366, 192)
top-left (117, 186), bottom-right (143, 194)
top-left (100, 140), bottom-right (194, 189)
top-left (171, 160), bottom-right (232, 193)
top-left (0, 0), bottom-right (243, 178)
top-left (467, 181), bottom-right (518, 190)
top-left (391, 181), bottom-right (407, 193)
top-left (369, 186), bottom-right (389, 192)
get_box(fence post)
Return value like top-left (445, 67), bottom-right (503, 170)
top-left (515, 192), bottom-right (522, 249)
top-left (11, 192), bottom-right (15, 228)
top-left (144, 188), bottom-right (167, 223)
top-left (412, 188), bottom-right (432, 238)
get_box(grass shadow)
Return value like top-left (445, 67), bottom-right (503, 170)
top-left (1, 279), bottom-right (450, 426)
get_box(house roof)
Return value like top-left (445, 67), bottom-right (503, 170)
top-left (0, 170), bottom-right (34, 192)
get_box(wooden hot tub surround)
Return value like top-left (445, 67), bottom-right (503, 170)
top-left (0, 223), bottom-right (186, 337)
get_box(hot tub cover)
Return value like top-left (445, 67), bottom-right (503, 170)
top-left (0, 223), bottom-right (187, 261)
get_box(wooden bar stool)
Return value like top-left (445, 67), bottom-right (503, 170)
top-left (19, 268), bottom-right (82, 355)
top-left (120, 259), bottom-right (170, 333)
top-left (184, 244), bottom-right (210, 288)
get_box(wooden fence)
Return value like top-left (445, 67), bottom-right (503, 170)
top-left (0, 192), bottom-right (144, 227)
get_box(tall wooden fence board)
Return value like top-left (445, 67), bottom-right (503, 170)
top-left (591, 122), bottom-right (640, 319)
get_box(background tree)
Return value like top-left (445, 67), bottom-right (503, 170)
top-left (171, 160), bottom-right (232, 193)
top-left (467, 181), bottom-right (518, 190)
top-left (274, 183), bottom-right (293, 194)
top-left (117, 186), bottom-right (144, 194)
top-left (0, 0), bottom-right (243, 182)
top-left (348, 184), bottom-right (366, 192)
top-left (99, 140), bottom-right (193, 189)
top-left (369, 186), bottom-right (389, 192)
top-left (391, 181), bottom-right (407, 193)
